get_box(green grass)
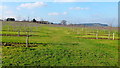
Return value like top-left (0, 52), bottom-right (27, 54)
top-left (1, 21), bottom-right (119, 66)
top-left (2, 42), bottom-right (118, 66)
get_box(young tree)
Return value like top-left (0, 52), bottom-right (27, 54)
top-left (24, 23), bottom-right (34, 47)
top-left (13, 23), bottom-right (22, 36)
top-left (108, 18), bottom-right (115, 39)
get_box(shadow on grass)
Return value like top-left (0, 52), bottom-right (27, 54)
top-left (2, 42), bottom-right (79, 47)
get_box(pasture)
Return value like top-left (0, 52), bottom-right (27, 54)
top-left (1, 21), bottom-right (119, 66)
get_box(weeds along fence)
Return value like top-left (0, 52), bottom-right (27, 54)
top-left (71, 26), bottom-right (118, 40)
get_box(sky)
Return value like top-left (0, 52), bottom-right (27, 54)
top-left (1, 0), bottom-right (120, 2)
top-left (0, 1), bottom-right (118, 27)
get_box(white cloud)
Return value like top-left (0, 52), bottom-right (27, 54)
top-left (4, 15), bottom-right (16, 19)
top-left (69, 7), bottom-right (89, 10)
top-left (2, 0), bottom-right (119, 2)
top-left (54, 0), bottom-right (89, 2)
top-left (48, 12), bottom-right (68, 16)
top-left (48, 12), bottom-right (60, 16)
top-left (0, 6), bottom-right (7, 10)
top-left (54, 0), bottom-right (76, 2)
top-left (63, 12), bottom-right (68, 15)
top-left (17, 2), bottom-right (47, 9)
top-left (5, 10), bottom-right (13, 14)
top-left (16, 7), bottom-right (21, 10)
top-left (2, 9), bottom-right (17, 19)
top-left (0, 6), bottom-right (15, 19)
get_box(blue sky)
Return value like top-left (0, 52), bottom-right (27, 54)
top-left (1, 0), bottom-right (120, 2)
top-left (0, 2), bottom-right (118, 26)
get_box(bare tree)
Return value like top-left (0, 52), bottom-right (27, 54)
top-left (24, 23), bottom-right (34, 47)
top-left (61, 20), bottom-right (67, 25)
top-left (28, 16), bottom-right (30, 22)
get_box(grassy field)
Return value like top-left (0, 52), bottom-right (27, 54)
top-left (1, 21), bottom-right (119, 66)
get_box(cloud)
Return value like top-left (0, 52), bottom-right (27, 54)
top-left (69, 7), bottom-right (89, 10)
top-left (63, 12), bottom-right (68, 15)
top-left (54, 0), bottom-right (76, 2)
top-left (2, 9), bottom-right (17, 19)
top-left (5, 10), bottom-right (13, 14)
top-left (0, 6), bottom-right (7, 10)
top-left (48, 12), bottom-right (68, 16)
top-left (54, 0), bottom-right (89, 2)
top-left (17, 2), bottom-right (47, 9)
top-left (2, 0), bottom-right (119, 2)
top-left (0, 6), bottom-right (16, 19)
top-left (48, 12), bottom-right (60, 16)
top-left (3, 11), bottom-right (16, 18)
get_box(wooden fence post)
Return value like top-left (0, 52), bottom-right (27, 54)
top-left (96, 33), bottom-right (98, 39)
top-left (26, 35), bottom-right (29, 47)
top-left (85, 30), bottom-right (87, 35)
top-left (8, 27), bottom-right (10, 31)
top-left (18, 30), bottom-right (20, 36)
top-left (108, 31), bottom-right (110, 39)
top-left (96, 31), bottom-right (98, 39)
top-left (113, 33), bottom-right (115, 40)
top-left (82, 28), bottom-right (84, 31)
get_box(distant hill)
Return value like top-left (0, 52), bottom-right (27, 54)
top-left (73, 23), bottom-right (108, 27)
